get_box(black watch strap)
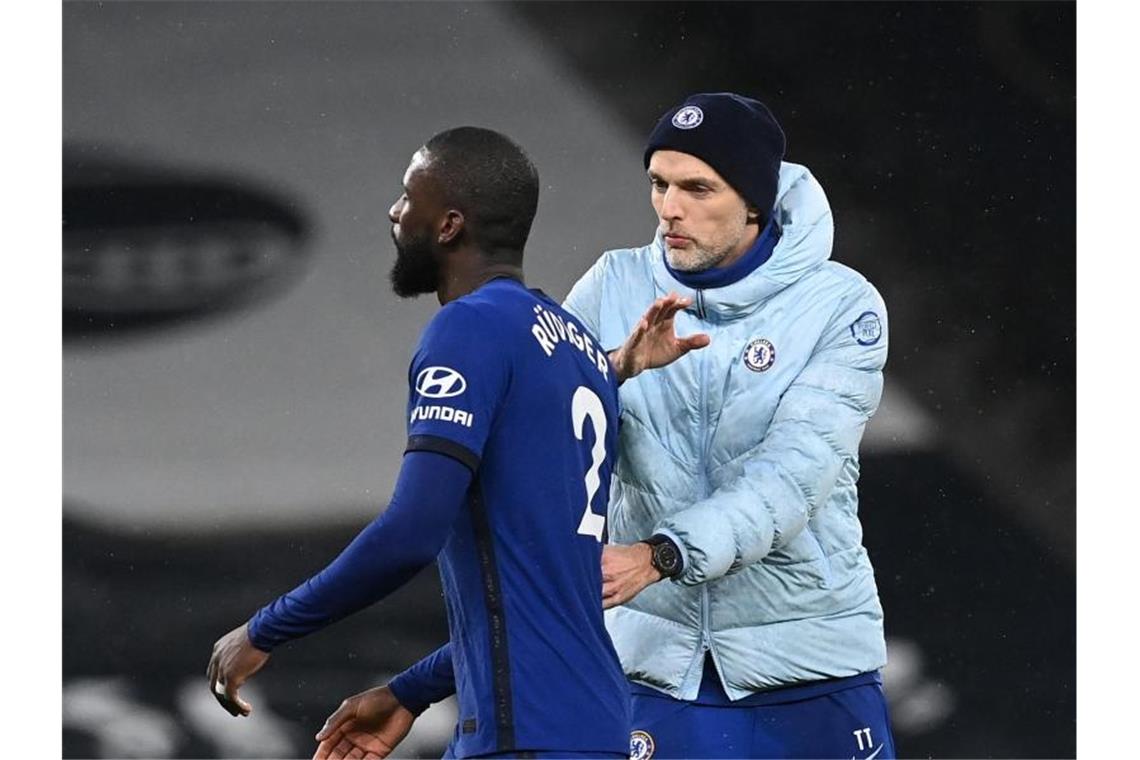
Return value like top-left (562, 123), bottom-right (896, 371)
top-left (642, 534), bottom-right (683, 579)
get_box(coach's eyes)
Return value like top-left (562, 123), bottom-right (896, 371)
top-left (649, 178), bottom-right (668, 192)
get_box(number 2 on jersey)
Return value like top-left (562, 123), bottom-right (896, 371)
top-left (571, 386), bottom-right (607, 541)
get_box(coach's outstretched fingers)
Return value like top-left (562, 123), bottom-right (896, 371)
top-left (607, 292), bottom-right (710, 383)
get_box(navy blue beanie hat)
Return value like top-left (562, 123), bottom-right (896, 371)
top-left (644, 92), bottom-right (786, 219)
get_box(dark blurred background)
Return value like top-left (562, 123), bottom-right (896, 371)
top-left (62, 2), bottom-right (1074, 758)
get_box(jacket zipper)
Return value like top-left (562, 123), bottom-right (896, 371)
top-left (696, 287), bottom-right (712, 672)
top-left (700, 588), bottom-right (711, 653)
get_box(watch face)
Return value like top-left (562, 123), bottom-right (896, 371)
top-left (654, 543), bottom-right (680, 575)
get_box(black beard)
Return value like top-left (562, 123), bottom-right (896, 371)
top-left (388, 229), bottom-right (440, 298)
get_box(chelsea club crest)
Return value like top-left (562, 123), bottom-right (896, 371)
top-left (743, 338), bottom-right (776, 372)
top-left (630, 730), bottom-right (656, 760)
top-left (672, 105), bottom-right (704, 129)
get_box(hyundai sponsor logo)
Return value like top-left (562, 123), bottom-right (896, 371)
top-left (415, 366), bottom-right (467, 398)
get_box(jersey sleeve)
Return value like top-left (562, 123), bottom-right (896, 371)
top-left (388, 643), bottom-right (455, 715)
top-left (246, 451), bottom-right (472, 650)
top-left (405, 302), bottom-right (511, 473)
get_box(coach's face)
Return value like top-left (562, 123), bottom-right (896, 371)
top-left (388, 149), bottom-right (446, 297)
top-left (648, 150), bottom-right (759, 272)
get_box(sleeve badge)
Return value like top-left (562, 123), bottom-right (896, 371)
top-left (850, 311), bottom-right (883, 346)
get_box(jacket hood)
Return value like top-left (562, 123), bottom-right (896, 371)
top-left (650, 161), bottom-right (834, 322)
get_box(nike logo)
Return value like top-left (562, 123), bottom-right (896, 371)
top-left (852, 744), bottom-right (884, 760)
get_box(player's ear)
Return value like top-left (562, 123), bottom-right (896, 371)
top-left (745, 204), bottom-right (762, 224)
top-left (438, 209), bottom-right (465, 245)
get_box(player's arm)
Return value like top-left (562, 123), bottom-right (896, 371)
top-left (206, 450), bottom-right (472, 717)
top-left (387, 643), bottom-right (455, 713)
top-left (604, 287), bottom-right (888, 603)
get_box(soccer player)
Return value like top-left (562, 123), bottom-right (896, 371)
top-left (205, 126), bottom-right (688, 758)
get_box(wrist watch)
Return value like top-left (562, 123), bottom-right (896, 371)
top-left (642, 534), bottom-right (683, 579)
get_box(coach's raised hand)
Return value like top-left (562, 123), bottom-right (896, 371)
top-left (607, 292), bottom-right (710, 383)
top-left (313, 686), bottom-right (415, 760)
top-left (206, 621), bottom-right (269, 717)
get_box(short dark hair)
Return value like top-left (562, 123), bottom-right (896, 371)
top-left (423, 127), bottom-right (539, 263)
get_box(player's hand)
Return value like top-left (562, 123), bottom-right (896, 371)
top-left (313, 686), bottom-right (416, 760)
top-left (206, 622), bottom-right (270, 717)
top-left (608, 292), bottom-right (710, 383)
top-left (602, 543), bottom-right (663, 609)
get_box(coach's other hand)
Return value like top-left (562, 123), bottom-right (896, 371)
top-left (206, 622), bottom-right (269, 717)
top-left (313, 686), bottom-right (415, 760)
top-left (602, 543), bottom-right (664, 609)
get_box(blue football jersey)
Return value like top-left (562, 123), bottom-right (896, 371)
top-left (404, 277), bottom-right (630, 757)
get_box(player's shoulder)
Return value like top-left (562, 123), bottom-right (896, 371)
top-left (454, 276), bottom-right (539, 314)
top-left (417, 294), bottom-right (504, 359)
top-left (420, 278), bottom-right (548, 354)
top-left (428, 278), bottom-right (520, 323)
top-left (422, 298), bottom-right (483, 336)
top-left (461, 277), bottom-right (591, 328)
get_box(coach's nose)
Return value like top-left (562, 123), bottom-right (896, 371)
top-left (659, 186), bottom-right (684, 222)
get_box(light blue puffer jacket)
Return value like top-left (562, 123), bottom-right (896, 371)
top-left (563, 162), bottom-right (889, 700)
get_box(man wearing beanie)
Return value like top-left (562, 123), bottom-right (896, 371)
top-left (335, 93), bottom-right (895, 759)
top-left (566, 91), bottom-right (896, 759)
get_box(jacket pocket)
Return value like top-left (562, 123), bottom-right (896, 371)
top-left (760, 528), bottom-right (833, 589)
top-left (804, 528), bottom-right (833, 588)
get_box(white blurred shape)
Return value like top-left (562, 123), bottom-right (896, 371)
top-left (882, 636), bottom-right (957, 735)
top-left (881, 635), bottom-right (923, 694)
top-left (390, 695), bottom-right (459, 759)
top-left (863, 378), bottom-right (939, 452)
top-left (175, 677), bottom-right (299, 758)
top-left (893, 680), bottom-right (958, 733)
top-left (63, 677), bottom-right (182, 758)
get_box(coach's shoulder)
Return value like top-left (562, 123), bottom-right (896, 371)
top-left (812, 261), bottom-right (886, 310)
